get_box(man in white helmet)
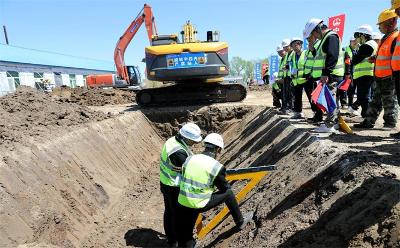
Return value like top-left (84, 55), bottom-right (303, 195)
top-left (177, 133), bottom-right (253, 247)
top-left (348, 25), bottom-right (378, 118)
top-left (280, 38), bottom-right (294, 114)
top-left (346, 37), bottom-right (360, 110)
top-left (159, 122), bottom-right (202, 247)
top-left (289, 37), bottom-right (308, 119)
top-left (372, 32), bottom-right (383, 44)
top-left (303, 18), bottom-right (344, 132)
top-left (272, 45), bottom-right (285, 108)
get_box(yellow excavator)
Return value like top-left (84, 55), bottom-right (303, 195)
top-left (87, 4), bottom-right (247, 106)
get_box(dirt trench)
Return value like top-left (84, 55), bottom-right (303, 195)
top-left (0, 88), bottom-right (399, 247)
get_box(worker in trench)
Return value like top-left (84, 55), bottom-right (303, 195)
top-left (159, 122), bottom-right (203, 248)
top-left (177, 133), bottom-right (254, 248)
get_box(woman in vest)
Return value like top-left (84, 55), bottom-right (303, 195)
top-left (349, 25), bottom-right (378, 118)
top-left (159, 122), bottom-right (202, 247)
top-left (177, 133), bottom-right (253, 248)
top-left (290, 37), bottom-right (308, 119)
top-left (355, 9), bottom-right (399, 129)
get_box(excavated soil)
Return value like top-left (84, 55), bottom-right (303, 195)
top-left (0, 88), bottom-right (399, 248)
top-left (51, 87), bottom-right (135, 106)
top-left (0, 87), bottom-right (108, 150)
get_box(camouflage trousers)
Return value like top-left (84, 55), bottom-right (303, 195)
top-left (364, 77), bottom-right (399, 126)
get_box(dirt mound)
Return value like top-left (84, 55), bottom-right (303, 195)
top-left (248, 84), bottom-right (271, 92)
top-left (142, 106), bottom-right (252, 140)
top-left (0, 86), bottom-right (108, 149)
top-left (51, 87), bottom-right (135, 106)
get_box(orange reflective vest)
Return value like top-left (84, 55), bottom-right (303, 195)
top-left (375, 30), bottom-right (399, 78)
top-left (391, 33), bottom-right (400, 71)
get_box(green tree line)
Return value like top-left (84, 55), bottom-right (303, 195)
top-left (229, 57), bottom-right (269, 83)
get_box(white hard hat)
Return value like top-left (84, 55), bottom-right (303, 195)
top-left (179, 123), bottom-right (202, 142)
top-left (276, 45), bottom-right (283, 52)
top-left (281, 38), bottom-right (291, 47)
top-left (372, 32), bottom-right (383, 40)
top-left (350, 37), bottom-right (356, 41)
top-left (204, 133), bottom-right (224, 149)
top-left (355, 24), bottom-right (373, 36)
top-left (303, 18), bottom-right (323, 39)
top-left (290, 37), bottom-right (303, 45)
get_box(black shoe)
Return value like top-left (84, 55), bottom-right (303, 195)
top-left (237, 211), bottom-right (254, 230)
top-left (307, 115), bottom-right (323, 124)
top-left (390, 132), bottom-right (400, 139)
top-left (353, 121), bottom-right (374, 129)
top-left (383, 123), bottom-right (396, 129)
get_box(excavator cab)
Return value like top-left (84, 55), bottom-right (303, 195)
top-left (126, 66), bottom-right (141, 85)
top-left (151, 34), bottom-right (179, 46)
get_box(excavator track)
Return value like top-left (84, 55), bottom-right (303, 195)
top-left (136, 83), bottom-right (247, 107)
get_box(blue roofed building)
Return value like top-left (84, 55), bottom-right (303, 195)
top-left (0, 43), bottom-right (115, 96)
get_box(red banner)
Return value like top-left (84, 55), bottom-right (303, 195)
top-left (328, 14), bottom-right (346, 40)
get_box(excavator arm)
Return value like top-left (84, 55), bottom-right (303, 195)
top-left (114, 4), bottom-right (157, 82)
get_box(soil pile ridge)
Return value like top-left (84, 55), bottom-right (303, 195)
top-left (0, 86), bottom-right (108, 148)
top-left (51, 87), bottom-right (135, 106)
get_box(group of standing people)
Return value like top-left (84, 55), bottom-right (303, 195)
top-left (271, 4), bottom-right (400, 136)
top-left (159, 123), bottom-right (253, 248)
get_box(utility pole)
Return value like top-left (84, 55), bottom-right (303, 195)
top-left (3, 25), bottom-right (9, 45)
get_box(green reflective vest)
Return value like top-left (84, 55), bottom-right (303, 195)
top-left (311, 30), bottom-right (344, 78)
top-left (353, 40), bottom-right (378, 80)
top-left (178, 154), bottom-right (223, 208)
top-left (277, 56), bottom-right (286, 80)
top-left (345, 46), bottom-right (353, 60)
top-left (284, 51), bottom-right (294, 78)
top-left (304, 40), bottom-right (321, 75)
top-left (291, 50), bottom-right (307, 86)
top-left (160, 137), bottom-right (191, 187)
top-left (272, 82), bottom-right (280, 90)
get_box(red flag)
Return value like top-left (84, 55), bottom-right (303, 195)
top-left (311, 81), bottom-right (323, 104)
top-left (328, 14), bottom-right (346, 40)
top-left (338, 79), bottom-right (352, 91)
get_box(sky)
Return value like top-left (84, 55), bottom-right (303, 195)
top-left (0, 0), bottom-right (389, 74)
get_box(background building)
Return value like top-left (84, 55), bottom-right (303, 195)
top-left (0, 43), bottom-right (114, 96)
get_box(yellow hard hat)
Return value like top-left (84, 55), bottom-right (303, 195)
top-left (377, 8), bottom-right (398, 24)
top-left (391, 0), bottom-right (400, 10)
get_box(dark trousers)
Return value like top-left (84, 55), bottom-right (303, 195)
top-left (281, 77), bottom-right (293, 110)
top-left (364, 77), bottom-right (399, 126)
top-left (337, 88), bottom-right (348, 107)
top-left (293, 81), bottom-right (313, 113)
top-left (160, 183), bottom-right (180, 245)
top-left (348, 79), bottom-right (356, 106)
top-left (272, 88), bottom-right (282, 108)
top-left (177, 189), bottom-right (243, 248)
top-left (351, 76), bottom-right (374, 117)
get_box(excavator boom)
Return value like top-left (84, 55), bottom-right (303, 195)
top-left (114, 4), bottom-right (156, 83)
